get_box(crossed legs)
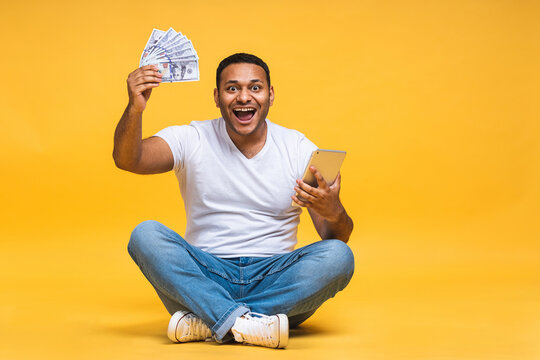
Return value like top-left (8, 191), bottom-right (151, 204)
top-left (128, 220), bottom-right (354, 341)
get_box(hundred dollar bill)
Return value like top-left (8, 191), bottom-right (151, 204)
top-left (139, 28), bottom-right (165, 66)
top-left (159, 33), bottom-right (188, 50)
top-left (146, 28), bottom-right (177, 58)
top-left (154, 44), bottom-right (196, 61)
top-left (156, 59), bottom-right (199, 82)
top-left (145, 35), bottom-right (192, 65)
top-left (148, 37), bottom-right (191, 63)
top-left (143, 50), bottom-right (198, 66)
top-left (150, 51), bottom-right (193, 63)
top-left (166, 54), bottom-right (199, 62)
top-left (159, 29), bottom-right (188, 46)
top-left (153, 55), bottom-right (199, 67)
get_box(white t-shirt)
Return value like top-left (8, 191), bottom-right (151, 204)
top-left (154, 118), bottom-right (317, 258)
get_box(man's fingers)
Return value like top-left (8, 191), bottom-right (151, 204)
top-left (134, 75), bottom-right (162, 85)
top-left (310, 166), bottom-right (329, 190)
top-left (291, 194), bottom-right (310, 207)
top-left (134, 83), bottom-right (160, 94)
top-left (296, 178), bottom-right (317, 195)
top-left (136, 72), bottom-right (162, 81)
top-left (330, 172), bottom-right (341, 190)
top-left (294, 186), bottom-right (316, 202)
top-left (128, 66), bottom-right (156, 79)
top-left (132, 69), bottom-right (162, 82)
top-left (128, 67), bottom-right (162, 82)
top-left (133, 67), bottom-right (160, 74)
top-left (140, 68), bottom-right (163, 77)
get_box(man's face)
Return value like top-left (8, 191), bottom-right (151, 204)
top-left (214, 63), bottom-right (274, 138)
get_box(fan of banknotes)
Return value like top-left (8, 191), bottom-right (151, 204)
top-left (139, 28), bottom-right (200, 82)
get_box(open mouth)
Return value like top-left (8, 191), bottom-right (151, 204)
top-left (233, 108), bottom-right (256, 123)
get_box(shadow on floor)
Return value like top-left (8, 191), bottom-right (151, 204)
top-left (99, 317), bottom-right (329, 344)
top-left (290, 323), bottom-right (331, 338)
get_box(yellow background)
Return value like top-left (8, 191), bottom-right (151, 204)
top-left (1, 0), bottom-right (539, 359)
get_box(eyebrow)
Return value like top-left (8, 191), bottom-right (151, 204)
top-left (225, 79), bottom-right (263, 84)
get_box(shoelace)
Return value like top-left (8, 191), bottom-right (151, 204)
top-left (234, 313), bottom-right (277, 346)
top-left (180, 314), bottom-right (211, 340)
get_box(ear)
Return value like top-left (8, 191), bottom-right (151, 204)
top-left (269, 85), bottom-right (275, 106)
top-left (213, 88), bottom-right (219, 107)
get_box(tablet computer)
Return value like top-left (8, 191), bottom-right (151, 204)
top-left (292, 149), bottom-right (346, 206)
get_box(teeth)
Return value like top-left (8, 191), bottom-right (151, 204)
top-left (235, 108), bottom-right (255, 112)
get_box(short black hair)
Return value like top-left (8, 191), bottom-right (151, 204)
top-left (216, 53), bottom-right (270, 89)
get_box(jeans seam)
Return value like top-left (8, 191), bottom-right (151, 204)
top-left (265, 250), bottom-right (306, 276)
top-left (176, 237), bottom-right (235, 281)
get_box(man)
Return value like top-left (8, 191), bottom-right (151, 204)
top-left (113, 53), bottom-right (354, 349)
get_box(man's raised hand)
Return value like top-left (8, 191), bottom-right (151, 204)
top-left (126, 65), bottom-right (162, 113)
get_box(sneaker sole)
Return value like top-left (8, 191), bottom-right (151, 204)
top-left (277, 314), bottom-right (289, 349)
top-left (167, 310), bottom-right (190, 343)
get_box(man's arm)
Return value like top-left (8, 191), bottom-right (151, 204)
top-left (113, 65), bottom-right (173, 174)
top-left (291, 168), bottom-right (354, 243)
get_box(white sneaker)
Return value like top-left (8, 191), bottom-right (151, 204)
top-left (231, 312), bottom-right (288, 349)
top-left (167, 310), bottom-right (213, 343)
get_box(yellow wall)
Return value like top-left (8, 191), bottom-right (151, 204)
top-left (1, 1), bottom-right (539, 359)
top-left (1, 0), bottom-right (538, 239)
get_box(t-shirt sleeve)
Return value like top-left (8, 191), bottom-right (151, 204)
top-left (153, 125), bottom-right (200, 172)
top-left (297, 135), bottom-right (318, 179)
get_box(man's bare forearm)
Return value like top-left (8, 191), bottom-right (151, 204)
top-left (321, 206), bottom-right (354, 243)
top-left (113, 105), bottom-right (143, 170)
top-left (114, 65), bottom-right (162, 171)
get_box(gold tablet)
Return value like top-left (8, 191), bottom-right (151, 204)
top-left (292, 149), bottom-right (346, 206)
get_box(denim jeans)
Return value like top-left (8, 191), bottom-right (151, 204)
top-left (127, 220), bottom-right (354, 341)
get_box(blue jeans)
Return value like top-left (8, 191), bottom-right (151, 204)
top-left (127, 220), bottom-right (354, 341)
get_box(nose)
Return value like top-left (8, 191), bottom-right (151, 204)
top-left (236, 88), bottom-right (252, 103)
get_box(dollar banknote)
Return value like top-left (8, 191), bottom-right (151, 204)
top-left (139, 28), bottom-right (165, 65)
top-left (139, 28), bottom-right (199, 82)
top-left (155, 59), bottom-right (199, 82)
top-left (147, 28), bottom-right (177, 57)
top-left (153, 41), bottom-right (196, 61)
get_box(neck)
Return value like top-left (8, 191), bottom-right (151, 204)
top-left (225, 120), bottom-right (267, 159)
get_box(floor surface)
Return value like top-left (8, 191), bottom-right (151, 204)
top-left (1, 224), bottom-right (538, 360)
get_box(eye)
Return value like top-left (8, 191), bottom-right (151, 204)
top-left (227, 86), bottom-right (238, 91)
top-left (251, 85), bottom-right (260, 91)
